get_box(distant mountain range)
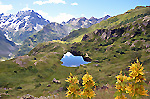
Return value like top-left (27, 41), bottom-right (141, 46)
top-left (0, 10), bottom-right (110, 58)
top-left (15, 13), bottom-right (110, 56)
top-left (62, 15), bottom-right (110, 30)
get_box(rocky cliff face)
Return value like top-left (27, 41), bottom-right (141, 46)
top-left (82, 16), bottom-right (150, 42)
top-left (0, 10), bottom-right (50, 43)
top-left (62, 15), bottom-right (110, 31)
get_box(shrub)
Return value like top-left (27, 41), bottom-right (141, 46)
top-left (65, 72), bottom-right (96, 99)
top-left (65, 73), bottom-right (81, 98)
top-left (114, 59), bottom-right (149, 99)
top-left (81, 72), bottom-right (96, 99)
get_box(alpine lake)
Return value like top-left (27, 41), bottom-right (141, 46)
top-left (60, 52), bottom-right (90, 67)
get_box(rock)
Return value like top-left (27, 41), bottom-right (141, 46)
top-left (83, 57), bottom-right (92, 62)
top-left (145, 44), bottom-right (150, 48)
top-left (93, 60), bottom-right (100, 63)
top-left (20, 94), bottom-right (34, 99)
top-left (122, 33), bottom-right (130, 37)
top-left (82, 34), bottom-right (89, 41)
top-left (101, 32), bottom-right (107, 40)
top-left (47, 84), bottom-right (51, 87)
top-left (70, 50), bottom-right (82, 56)
top-left (85, 53), bottom-right (89, 57)
top-left (106, 45), bottom-right (113, 51)
top-left (52, 78), bottom-right (61, 84)
top-left (125, 41), bottom-right (130, 45)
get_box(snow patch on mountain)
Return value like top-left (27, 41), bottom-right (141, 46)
top-left (4, 32), bottom-right (12, 41)
top-left (0, 10), bottom-right (50, 43)
top-left (34, 24), bottom-right (43, 31)
top-left (24, 16), bottom-right (30, 20)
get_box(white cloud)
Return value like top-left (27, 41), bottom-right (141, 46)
top-left (48, 13), bottom-right (75, 23)
top-left (81, 14), bottom-right (85, 17)
top-left (71, 2), bottom-right (78, 6)
top-left (34, 10), bottom-right (74, 23)
top-left (21, 5), bottom-right (49, 19)
top-left (37, 10), bottom-right (49, 18)
top-left (64, 52), bottom-right (72, 57)
top-left (20, 6), bottom-right (74, 23)
top-left (21, 5), bottom-right (31, 11)
top-left (33, 0), bottom-right (66, 5)
top-left (0, 2), bottom-right (13, 14)
top-left (70, 65), bottom-right (77, 67)
top-left (104, 12), bottom-right (109, 16)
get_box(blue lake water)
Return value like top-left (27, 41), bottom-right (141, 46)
top-left (60, 52), bottom-right (90, 67)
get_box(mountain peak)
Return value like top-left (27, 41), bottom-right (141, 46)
top-left (89, 16), bottom-right (96, 19)
top-left (0, 10), bottom-right (50, 43)
top-left (78, 17), bottom-right (87, 21)
top-left (62, 15), bottom-right (110, 29)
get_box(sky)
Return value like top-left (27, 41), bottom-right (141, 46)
top-left (0, 0), bottom-right (149, 23)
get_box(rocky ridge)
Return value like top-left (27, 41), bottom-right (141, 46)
top-left (0, 10), bottom-right (50, 43)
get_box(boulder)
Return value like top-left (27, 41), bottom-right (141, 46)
top-left (47, 85), bottom-right (51, 87)
top-left (83, 56), bottom-right (92, 62)
top-left (52, 78), bottom-right (61, 84)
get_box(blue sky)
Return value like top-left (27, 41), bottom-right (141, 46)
top-left (0, 0), bottom-right (149, 23)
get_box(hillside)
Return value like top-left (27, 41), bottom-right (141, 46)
top-left (0, 6), bottom-right (150, 99)
top-left (62, 6), bottom-right (150, 42)
top-left (0, 29), bottom-right (18, 60)
top-left (16, 22), bottom-right (69, 56)
top-left (17, 16), bottom-right (110, 56)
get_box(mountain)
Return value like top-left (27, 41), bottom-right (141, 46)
top-left (62, 15), bottom-right (110, 31)
top-left (16, 15), bottom-right (110, 56)
top-left (0, 29), bottom-right (18, 60)
top-left (0, 10), bottom-right (110, 57)
top-left (62, 6), bottom-right (150, 42)
top-left (0, 6), bottom-right (150, 99)
top-left (17, 22), bottom-right (69, 56)
top-left (0, 10), bottom-right (50, 43)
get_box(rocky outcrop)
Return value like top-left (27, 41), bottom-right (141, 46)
top-left (93, 28), bottom-right (125, 40)
top-left (13, 55), bottom-right (30, 67)
top-left (83, 56), bottom-right (92, 62)
top-left (69, 50), bottom-right (92, 62)
top-left (82, 34), bottom-right (89, 41)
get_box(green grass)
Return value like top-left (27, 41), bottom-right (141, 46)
top-left (62, 6), bottom-right (150, 42)
top-left (0, 6), bottom-right (150, 99)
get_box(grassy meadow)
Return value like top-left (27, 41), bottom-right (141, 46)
top-left (0, 6), bottom-right (150, 99)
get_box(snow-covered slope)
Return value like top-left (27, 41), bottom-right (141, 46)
top-left (0, 10), bottom-right (50, 43)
